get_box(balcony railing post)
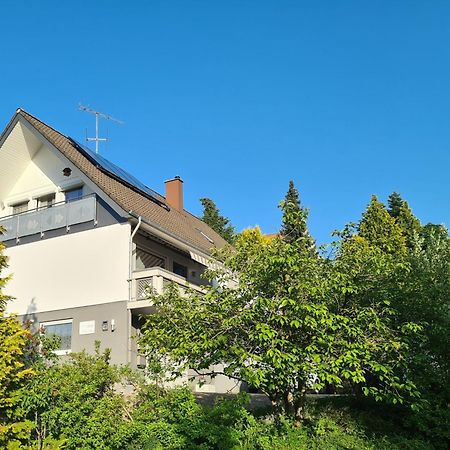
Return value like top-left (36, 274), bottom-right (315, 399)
top-left (15, 214), bottom-right (20, 243)
top-left (154, 275), bottom-right (164, 294)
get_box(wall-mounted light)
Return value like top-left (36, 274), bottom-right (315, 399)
top-left (63, 167), bottom-right (72, 177)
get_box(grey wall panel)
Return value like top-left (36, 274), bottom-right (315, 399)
top-left (21, 301), bottom-right (130, 366)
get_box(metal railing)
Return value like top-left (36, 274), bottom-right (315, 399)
top-left (0, 195), bottom-right (97, 242)
top-left (130, 266), bottom-right (204, 303)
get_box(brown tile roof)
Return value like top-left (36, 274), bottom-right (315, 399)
top-left (16, 109), bottom-right (228, 255)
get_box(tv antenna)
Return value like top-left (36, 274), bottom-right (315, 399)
top-left (78, 104), bottom-right (124, 154)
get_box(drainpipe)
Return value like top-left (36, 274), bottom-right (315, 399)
top-left (127, 216), bottom-right (141, 366)
top-left (129, 215), bottom-right (142, 301)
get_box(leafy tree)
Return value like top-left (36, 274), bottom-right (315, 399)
top-left (387, 192), bottom-right (422, 248)
top-left (21, 343), bottom-right (135, 449)
top-left (358, 195), bottom-right (407, 255)
top-left (396, 202), bottom-right (421, 245)
top-left (0, 228), bottom-right (11, 311)
top-left (200, 198), bottom-right (236, 244)
top-left (0, 231), bottom-right (34, 447)
top-left (333, 197), bottom-right (422, 399)
top-left (398, 223), bottom-right (450, 443)
top-left (140, 195), bottom-right (420, 423)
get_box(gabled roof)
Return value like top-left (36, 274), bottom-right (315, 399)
top-left (7, 109), bottom-right (228, 254)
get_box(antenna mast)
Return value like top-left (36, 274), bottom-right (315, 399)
top-left (79, 104), bottom-right (123, 154)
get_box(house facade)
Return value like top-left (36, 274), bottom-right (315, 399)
top-left (0, 109), bottom-right (234, 393)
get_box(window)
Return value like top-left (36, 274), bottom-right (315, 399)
top-left (41, 319), bottom-right (73, 355)
top-left (173, 261), bottom-right (188, 278)
top-left (12, 201), bottom-right (29, 215)
top-left (37, 194), bottom-right (55, 209)
top-left (65, 187), bottom-right (83, 202)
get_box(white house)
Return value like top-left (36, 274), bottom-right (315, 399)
top-left (0, 108), bottom-right (235, 393)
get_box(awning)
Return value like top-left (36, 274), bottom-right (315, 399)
top-left (189, 251), bottom-right (220, 269)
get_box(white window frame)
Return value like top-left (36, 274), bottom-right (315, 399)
top-left (40, 319), bottom-right (73, 355)
top-left (11, 200), bottom-right (29, 215)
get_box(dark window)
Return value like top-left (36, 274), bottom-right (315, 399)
top-left (37, 194), bottom-right (55, 209)
top-left (65, 187), bottom-right (83, 202)
top-left (12, 201), bottom-right (29, 215)
top-left (173, 261), bottom-right (188, 278)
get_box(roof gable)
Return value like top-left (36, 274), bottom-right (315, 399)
top-left (3, 109), bottom-right (228, 254)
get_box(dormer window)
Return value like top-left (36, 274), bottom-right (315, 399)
top-left (65, 187), bottom-right (83, 202)
top-left (12, 201), bottom-right (29, 215)
top-left (37, 194), bottom-right (55, 209)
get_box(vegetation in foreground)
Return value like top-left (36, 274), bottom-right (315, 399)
top-left (0, 346), bottom-right (444, 449)
top-left (0, 183), bottom-right (449, 448)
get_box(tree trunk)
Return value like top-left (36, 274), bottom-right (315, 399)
top-left (284, 391), bottom-right (295, 417)
top-left (293, 386), bottom-right (307, 425)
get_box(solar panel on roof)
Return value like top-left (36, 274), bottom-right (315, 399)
top-left (68, 138), bottom-right (167, 208)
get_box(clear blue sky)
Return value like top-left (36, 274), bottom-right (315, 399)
top-left (1, 1), bottom-right (449, 243)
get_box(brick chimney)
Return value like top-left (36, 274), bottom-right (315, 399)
top-left (164, 176), bottom-right (184, 211)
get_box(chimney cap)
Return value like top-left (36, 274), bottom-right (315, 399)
top-left (165, 175), bottom-right (183, 183)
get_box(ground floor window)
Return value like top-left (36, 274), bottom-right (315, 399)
top-left (41, 319), bottom-right (73, 355)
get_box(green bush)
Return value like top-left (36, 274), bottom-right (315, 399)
top-left (9, 343), bottom-right (445, 450)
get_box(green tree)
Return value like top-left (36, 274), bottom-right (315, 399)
top-left (387, 192), bottom-right (404, 219)
top-left (0, 230), bottom-right (34, 447)
top-left (397, 201), bottom-right (422, 248)
top-left (359, 195), bottom-right (406, 255)
top-left (200, 198), bottom-right (236, 244)
top-left (412, 224), bottom-right (450, 394)
top-left (333, 197), bottom-right (422, 403)
top-left (140, 197), bottom-right (419, 423)
top-left (21, 344), bottom-right (134, 449)
top-left (280, 181), bottom-right (314, 249)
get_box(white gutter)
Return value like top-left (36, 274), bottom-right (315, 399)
top-left (127, 210), bottom-right (214, 264)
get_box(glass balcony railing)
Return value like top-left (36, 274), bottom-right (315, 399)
top-left (0, 195), bottom-right (97, 242)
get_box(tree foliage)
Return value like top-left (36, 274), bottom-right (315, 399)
top-left (280, 180), bottom-right (313, 248)
top-left (387, 192), bottom-right (422, 247)
top-left (387, 192), bottom-right (404, 219)
top-left (0, 231), bottom-right (34, 447)
top-left (140, 194), bottom-right (421, 422)
top-left (0, 189), bottom-right (448, 448)
top-left (200, 198), bottom-right (236, 244)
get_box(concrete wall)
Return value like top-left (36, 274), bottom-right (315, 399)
top-left (5, 222), bottom-right (131, 315)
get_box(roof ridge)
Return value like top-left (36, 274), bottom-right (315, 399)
top-left (17, 109), bottom-right (71, 142)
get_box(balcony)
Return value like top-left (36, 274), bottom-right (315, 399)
top-left (0, 195), bottom-right (97, 242)
top-left (129, 266), bottom-right (204, 310)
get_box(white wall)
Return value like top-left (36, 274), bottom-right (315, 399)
top-left (1, 142), bottom-right (94, 218)
top-left (5, 223), bottom-right (131, 315)
top-left (8, 147), bottom-right (60, 199)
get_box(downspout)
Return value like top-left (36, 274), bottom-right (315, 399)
top-left (127, 216), bottom-right (141, 366)
top-left (129, 215), bottom-right (142, 301)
